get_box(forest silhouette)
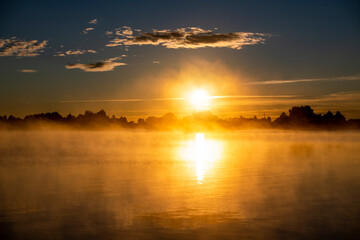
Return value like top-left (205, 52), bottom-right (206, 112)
top-left (1, 106), bottom-right (359, 131)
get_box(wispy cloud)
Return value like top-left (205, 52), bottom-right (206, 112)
top-left (213, 92), bottom-right (360, 108)
top-left (65, 58), bottom-right (126, 72)
top-left (247, 75), bottom-right (360, 85)
top-left (18, 69), bottom-right (37, 73)
top-left (58, 95), bottom-right (298, 103)
top-left (89, 19), bottom-right (98, 24)
top-left (55, 49), bottom-right (97, 56)
top-left (58, 93), bottom-right (360, 103)
top-left (0, 38), bottom-right (47, 57)
top-left (317, 91), bottom-right (360, 102)
top-left (106, 55), bottom-right (127, 61)
top-left (58, 97), bottom-right (184, 103)
top-left (82, 27), bottom-right (94, 35)
top-left (106, 27), bottom-right (271, 49)
top-left (211, 95), bottom-right (299, 99)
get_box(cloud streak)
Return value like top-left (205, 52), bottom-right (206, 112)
top-left (89, 19), bottom-right (98, 24)
top-left (0, 38), bottom-right (47, 57)
top-left (82, 27), bottom-right (94, 34)
top-left (58, 95), bottom-right (297, 103)
top-left (19, 69), bottom-right (37, 73)
top-left (247, 75), bottom-right (360, 85)
top-left (58, 97), bottom-right (184, 103)
top-left (106, 27), bottom-right (270, 49)
top-left (65, 59), bottom-right (126, 72)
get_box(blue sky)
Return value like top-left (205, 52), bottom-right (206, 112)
top-left (0, 0), bottom-right (359, 119)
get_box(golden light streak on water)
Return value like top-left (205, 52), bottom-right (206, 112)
top-left (179, 133), bottom-right (223, 184)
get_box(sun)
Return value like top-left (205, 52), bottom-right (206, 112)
top-left (188, 89), bottom-right (210, 110)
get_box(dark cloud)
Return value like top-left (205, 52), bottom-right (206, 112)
top-left (0, 38), bottom-right (47, 57)
top-left (106, 27), bottom-right (270, 49)
top-left (185, 33), bottom-right (238, 44)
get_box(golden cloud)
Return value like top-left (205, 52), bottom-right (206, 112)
top-left (106, 27), bottom-right (270, 49)
top-left (55, 49), bottom-right (97, 56)
top-left (0, 38), bottom-right (47, 57)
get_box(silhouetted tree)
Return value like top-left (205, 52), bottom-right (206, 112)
top-left (288, 106), bottom-right (316, 125)
top-left (138, 118), bottom-right (145, 126)
top-left (334, 111), bottom-right (346, 124)
top-left (273, 112), bottom-right (289, 126)
top-left (66, 113), bottom-right (75, 121)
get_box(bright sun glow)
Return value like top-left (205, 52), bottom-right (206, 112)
top-left (188, 89), bottom-right (210, 110)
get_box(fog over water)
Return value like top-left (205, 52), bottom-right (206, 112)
top-left (0, 130), bottom-right (359, 239)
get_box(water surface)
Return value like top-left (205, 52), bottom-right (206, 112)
top-left (0, 130), bottom-right (359, 239)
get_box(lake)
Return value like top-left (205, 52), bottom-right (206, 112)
top-left (0, 130), bottom-right (359, 239)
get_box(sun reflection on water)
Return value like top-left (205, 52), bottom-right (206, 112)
top-left (179, 133), bottom-right (223, 184)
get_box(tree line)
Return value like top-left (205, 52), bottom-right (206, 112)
top-left (0, 106), bottom-right (359, 130)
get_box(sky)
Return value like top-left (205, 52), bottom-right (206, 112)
top-left (0, 0), bottom-right (359, 119)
